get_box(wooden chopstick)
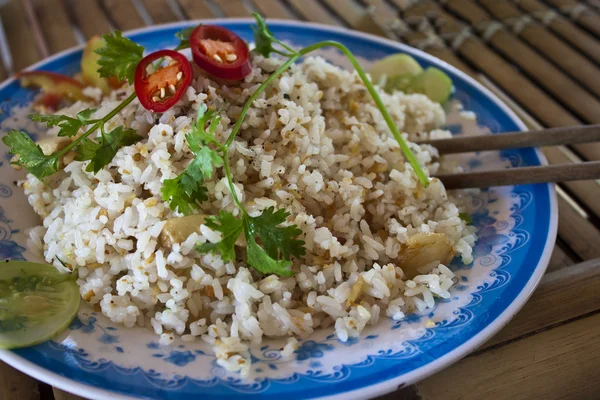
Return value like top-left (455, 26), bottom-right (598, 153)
top-left (420, 125), bottom-right (600, 154)
top-left (436, 161), bottom-right (600, 189)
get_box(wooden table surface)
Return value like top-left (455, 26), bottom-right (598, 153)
top-left (1, 0), bottom-right (600, 399)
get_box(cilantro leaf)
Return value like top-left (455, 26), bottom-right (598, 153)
top-left (95, 31), bottom-right (144, 84)
top-left (174, 26), bottom-right (196, 51)
top-left (2, 130), bottom-right (58, 179)
top-left (187, 106), bottom-right (224, 150)
top-left (76, 108), bottom-right (98, 122)
top-left (161, 106), bottom-right (224, 214)
top-left (73, 138), bottom-right (100, 162)
top-left (251, 12), bottom-right (277, 57)
top-left (250, 207), bottom-right (305, 261)
top-left (196, 207), bottom-right (304, 277)
top-left (29, 108), bottom-right (97, 138)
top-left (75, 126), bottom-right (142, 173)
top-left (244, 228), bottom-right (295, 277)
top-left (196, 211), bottom-right (243, 262)
top-left (161, 173), bottom-right (208, 216)
top-left (195, 146), bottom-right (223, 179)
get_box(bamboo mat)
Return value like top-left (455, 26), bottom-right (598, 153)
top-left (1, 0), bottom-right (600, 399)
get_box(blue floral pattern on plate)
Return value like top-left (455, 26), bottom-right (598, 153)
top-left (0, 20), bottom-right (556, 400)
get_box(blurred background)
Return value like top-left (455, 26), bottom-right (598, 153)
top-left (2, 0), bottom-right (600, 399)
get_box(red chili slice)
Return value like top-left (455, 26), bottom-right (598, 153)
top-left (134, 49), bottom-right (192, 112)
top-left (190, 25), bottom-right (251, 81)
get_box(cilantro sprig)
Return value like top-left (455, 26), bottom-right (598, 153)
top-left (4, 92), bottom-right (139, 180)
top-left (159, 103), bottom-right (305, 276)
top-left (198, 207), bottom-right (305, 277)
top-left (75, 125), bottom-right (142, 173)
top-left (4, 33), bottom-right (147, 180)
top-left (29, 108), bottom-right (97, 137)
top-left (161, 105), bottom-right (224, 215)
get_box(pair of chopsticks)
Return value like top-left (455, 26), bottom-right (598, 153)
top-left (420, 125), bottom-right (600, 189)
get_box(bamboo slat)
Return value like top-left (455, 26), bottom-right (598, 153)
top-left (543, 147), bottom-right (600, 218)
top-left (141, 0), bottom-right (180, 23)
top-left (479, 0), bottom-right (600, 99)
top-left (402, 1), bottom-right (582, 128)
top-left (0, 0), bottom-right (40, 71)
top-left (177, 0), bottom-right (215, 19)
top-left (0, 362), bottom-right (40, 400)
top-left (214, 0), bottom-right (250, 18)
top-left (34, 0), bottom-right (77, 53)
top-left (66, 0), bottom-right (113, 39)
top-left (516, 0), bottom-right (600, 65)
top-left (101, 0), bottom-right (147, 31)
top-left (557, 194), bottom-right (600, 260)
top-left (287, 0), bottom-right (339, 25)
top-left (251, 0), bottom-right (294, 19)
top-left (320, 0), bottom-right (388, 37)
top-left (415, 311), bottom-right (600, 400)
top-left (546, 0), bottom-right (600, 37)
top-left (477, 73), bottom-right (600, 224)
top-left (480, 257), bottom-right (600, 350)
top-left (443, 0), bottom-right (600, 126)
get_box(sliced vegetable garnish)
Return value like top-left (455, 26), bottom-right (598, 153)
top-left (369, 53), bottom-right (423, 93)
top-left (18, 71), bottom-right (91, 106)
top-left (369, 54), bottom-right (453, 104)
top-left (0, 260), bottom-right (80, 349)
top-left (190, 25), bottom-right (251, 80)
top-left (409, 67), bottom-right (453, 104)
top-left (82, 35), bottom-right (124, 94)
top-left (134, 49), bottom-right (192, 112)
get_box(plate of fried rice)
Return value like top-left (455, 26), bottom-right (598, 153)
top-left (0, 17), bottom-right (556, 400)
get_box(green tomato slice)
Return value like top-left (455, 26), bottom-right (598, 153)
top-left (408, 67), bottom-right (453, 104)
top-left (0, 260), bottom-right (80, 349)
top-left (370, 54), bottom-right (423, 92)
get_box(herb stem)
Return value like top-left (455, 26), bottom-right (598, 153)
top-left (222, 41), bottom-right (429, 192)
top-left (56, 92), bottom-right (137, 158)
top-left (224, 55), bottom-right (299, 148)
top-left (222, 148), bottom-right (245, 212)
top-left (298, 41), bottom-right (429, 186)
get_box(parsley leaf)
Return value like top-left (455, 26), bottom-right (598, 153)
top-left (197, 211), bottom-right (243, 262)
top-left (251, 12), bottom-right (277, 57)
top-left (29, 108), bottom-right (97, 138)
top-left (95, 31), bottom-right (144, 84)
top-left (174, 26), bottom-right (196, 51)
top-left (2, 130), bottom-right (58, 179)
top-left (197, 208), bottom-right (304, 277)
top-left (161, 106), bottom-right (224, 214)
top-left (75, 126), bottom-right (142, 173)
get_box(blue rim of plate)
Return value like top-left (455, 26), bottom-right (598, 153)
top-left (0, 19), bottom-right (557, 400)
